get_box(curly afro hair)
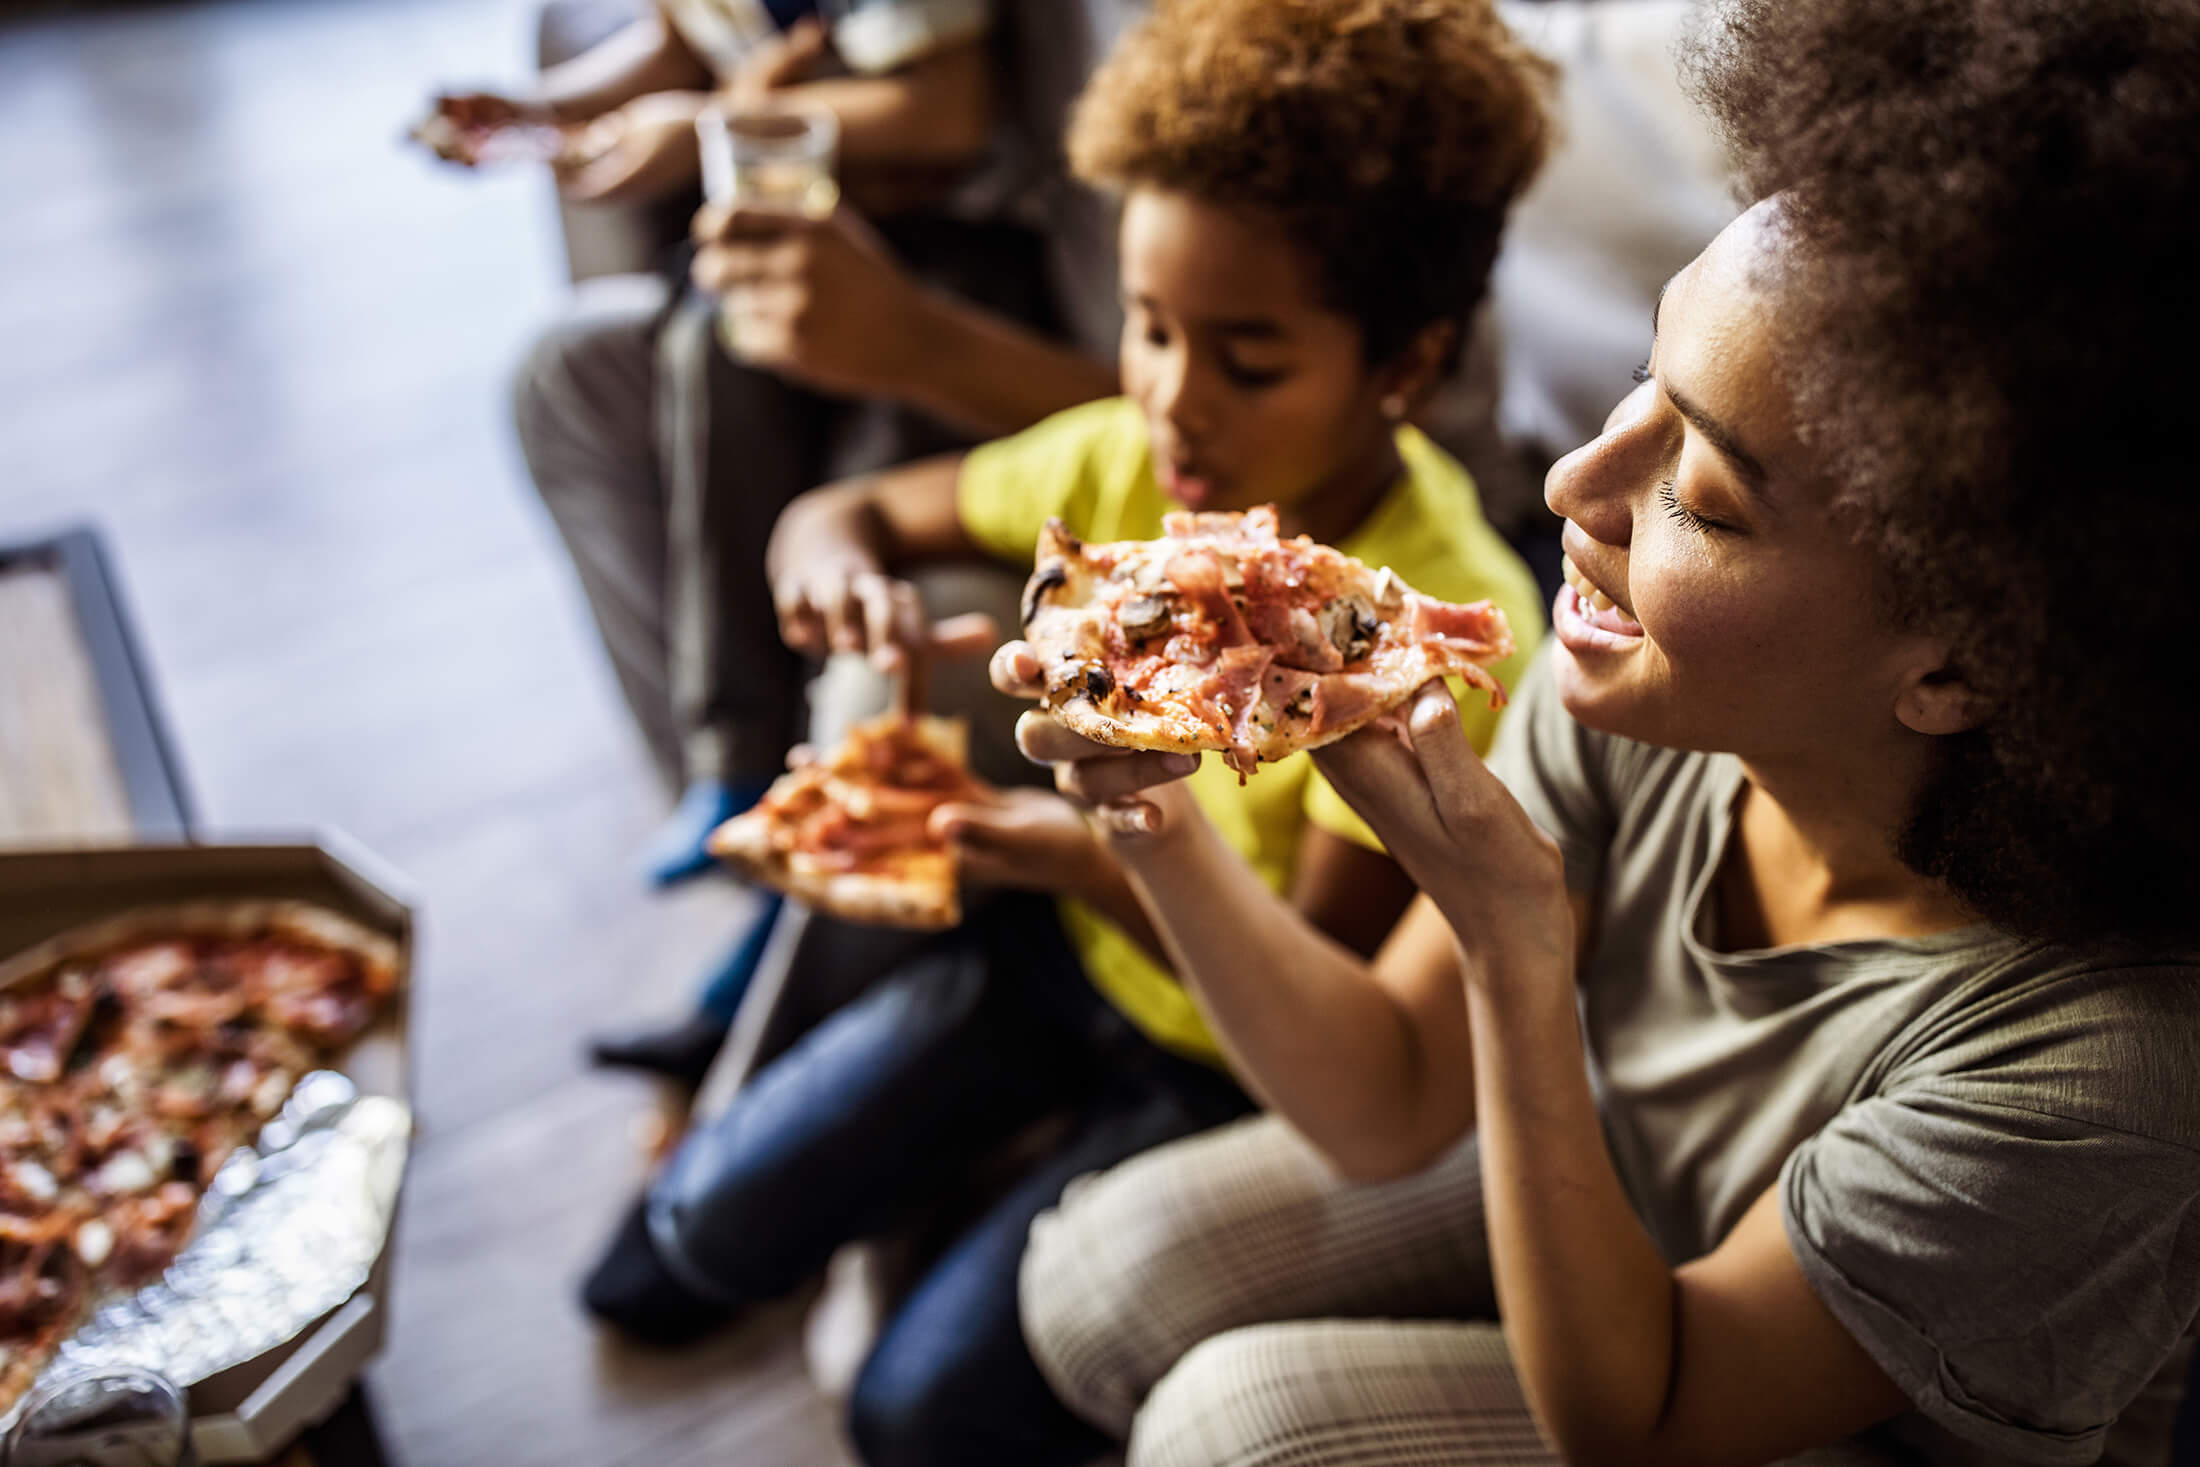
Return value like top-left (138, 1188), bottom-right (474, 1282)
top-left (1683, 0), bottom-right (2200, 947)
top-left (1065, 0), bottom-right (1556, 365)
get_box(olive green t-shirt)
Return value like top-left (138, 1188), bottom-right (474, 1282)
top-left (1489, 648), bottom-right (2200, 1467)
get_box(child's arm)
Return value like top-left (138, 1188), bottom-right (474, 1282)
top-left (765, 455), bottom-right (992, 714)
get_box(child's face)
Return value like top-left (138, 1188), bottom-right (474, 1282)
top-left (1117, 189), bottom-right (1398, 517)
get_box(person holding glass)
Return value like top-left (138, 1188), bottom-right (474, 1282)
top-left (504, 0), bottom-right (1126, 1085)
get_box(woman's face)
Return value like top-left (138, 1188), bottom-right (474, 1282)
top-left (1545, 201), bottom-right (1944, 762)
top-left (1116, 188), bottom-right (1398, 515)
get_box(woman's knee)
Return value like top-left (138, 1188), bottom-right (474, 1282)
top-left (1018, 1117), bottom-right (1283, 1436)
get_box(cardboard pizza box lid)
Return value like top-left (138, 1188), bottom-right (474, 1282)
top-left (0, 832), bottom-right (414, 1463)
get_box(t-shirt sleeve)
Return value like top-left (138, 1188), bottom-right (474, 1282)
top-left (1780, 995), bottom-right (2200, 1464)
top-left (955, 399), bottom-right (1131, 567)
top-left (1482, 647), bottom-right (1617, 893)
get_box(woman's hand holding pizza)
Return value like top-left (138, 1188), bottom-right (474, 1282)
top-left (1314, 681), bottom-right (1574, 995)
top-left (990, 640), bottom-right (1203, 837)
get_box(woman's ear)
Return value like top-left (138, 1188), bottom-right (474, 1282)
top-left (1895, 660), bottom-right (1990, 737)
top-left (1378, 319), bottom-right (1459, 422)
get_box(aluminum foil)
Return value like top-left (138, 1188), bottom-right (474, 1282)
top-left (2, 1072), bottom-right (410, 1432)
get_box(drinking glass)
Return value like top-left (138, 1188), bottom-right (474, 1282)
top-left (696, 104), bottom-right (841, 358)
top-left (3, 1366), bottom-right (194, 1467)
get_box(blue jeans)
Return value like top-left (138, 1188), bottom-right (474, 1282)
top-left (646, 894), bottom-right (1253, 1467)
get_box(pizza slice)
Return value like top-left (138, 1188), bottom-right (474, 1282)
top-left (1020, 505), bottom-right (1515, 776)
top-left (707, 714), bottom-right (981, 930)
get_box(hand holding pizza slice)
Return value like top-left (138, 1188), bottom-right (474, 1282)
top-left (707, 713), bottom-right (987, 930)
top-left (1018, 505), bottom-right (1515, 778)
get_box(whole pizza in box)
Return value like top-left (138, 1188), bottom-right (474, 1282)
top-left (0, 903), bottom-right (400, 1414)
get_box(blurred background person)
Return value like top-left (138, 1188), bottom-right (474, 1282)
top-left (495, 0), bottom-right (1126, 1084)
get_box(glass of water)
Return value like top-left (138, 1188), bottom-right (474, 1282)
top-left (3, 1366), bottom-right (194, 1467)
top-left (696, 104), bottom-right (841, 357)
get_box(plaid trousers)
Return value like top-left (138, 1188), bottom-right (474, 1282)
top-left (1019, 1114), bottom-right (1907, 1467)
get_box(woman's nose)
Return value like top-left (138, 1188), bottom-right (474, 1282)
top-left (1545, 380), bottom-right (1658, 546)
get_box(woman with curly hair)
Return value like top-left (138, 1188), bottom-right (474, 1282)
top-left (1008, 1), bottom-right (2200, 1463)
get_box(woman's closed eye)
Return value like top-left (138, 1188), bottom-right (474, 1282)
top-left (1657, 477), bottom-right (1736, 535)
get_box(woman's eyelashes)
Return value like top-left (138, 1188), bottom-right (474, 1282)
top-left (1657, 477), bottom-right (1731, 535)
top-left (1631, 360), bottom-right (1652, 385)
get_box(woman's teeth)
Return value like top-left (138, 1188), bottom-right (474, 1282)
top-left (1562, 554), bottom-right (1618, 613)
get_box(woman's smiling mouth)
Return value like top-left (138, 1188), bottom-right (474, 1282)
top-left (1555, 552), bottom-right (1646, 650)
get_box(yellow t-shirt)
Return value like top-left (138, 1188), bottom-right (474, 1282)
top-left (958, 397), bottom-right (1545, 1066)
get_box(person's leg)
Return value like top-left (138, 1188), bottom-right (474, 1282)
top-left (582, 898), bottom-right (1099, 1341)
top-left (1128, 1320), bottom-right (1554, 1467)
top-left (1130, 1320), bottom-right (1912, 1467)
top-left (846, 1064), bottom-right (1254, 1467)
top-left (641, 295), bottom-right (830, 885)
top-left (511, 272), bottom-right (681, 790)
top-left (1020, 1113), bottom-right (1496, 1440)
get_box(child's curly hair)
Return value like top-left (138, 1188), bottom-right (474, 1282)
top-left (1683, 0), bottom-right (2200, 946)
top-left (1066, 0), bottom-right (1556, 365)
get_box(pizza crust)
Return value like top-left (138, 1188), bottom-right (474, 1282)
top-left (0, 902), bottom-right (400, 999)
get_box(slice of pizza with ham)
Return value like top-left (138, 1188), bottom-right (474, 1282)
top-left (1020, 505), bottom-right (1515, 776)
top-left (707, 714), bottom-right (982, 930)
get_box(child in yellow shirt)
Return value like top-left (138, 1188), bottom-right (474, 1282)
top-left (584, 3), bottom-right (1556, 1464)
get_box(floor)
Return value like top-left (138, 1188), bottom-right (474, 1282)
top-left (0, 1), bottom-right (853, 1461)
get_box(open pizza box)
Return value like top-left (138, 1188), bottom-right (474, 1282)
top-left (0, 832), bottom-right (413, 1463)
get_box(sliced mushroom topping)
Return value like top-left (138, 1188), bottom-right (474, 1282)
top-left (1126, 556), bottom-right (1171, 594)
top-left (1372, 567), bottom-right (1405, 610)
top-left (1319, 595), bottom-right (1380, 662)
top-left (1021, 562), bottom-right (1069, 628)
top-left (1118, 594), bottom-right (1172, 640)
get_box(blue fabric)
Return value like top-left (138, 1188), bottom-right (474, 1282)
top-left (695, 892), bottom-right (784, 1023)
top-left (647, 895), bottom-right (1251, 1466)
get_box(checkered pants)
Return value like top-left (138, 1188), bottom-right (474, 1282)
top-left (1019, 1114), bottom-right (1904, 1467)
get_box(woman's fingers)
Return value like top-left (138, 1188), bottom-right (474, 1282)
top-left (1014, 710), bottom-right (1119, 765)
top-left (989, 641), bottom-right (1045, 699)
top-left (1055, 749), bottom-right (1201, 807)
top-left (1401, 680), bottom-right (1493, 834)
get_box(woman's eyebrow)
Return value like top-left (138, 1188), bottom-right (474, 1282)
top-left (1665, 381), bottom-right (1770, 492)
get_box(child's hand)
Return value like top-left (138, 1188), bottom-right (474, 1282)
top-left (775, 564), bottom-right (925, 666)
top-left (773, 561), bottom-right (993, 712)
top-left (556, 91), bottom-right (709, 204)
top-left (930, 789), bottom-right (1111, 897)
top-left (989, 641), bottom-right (1203, 837)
